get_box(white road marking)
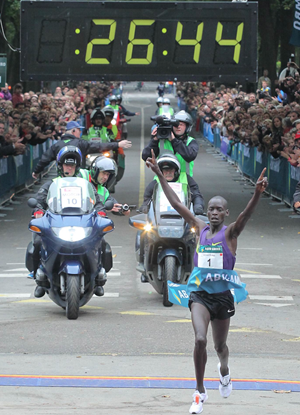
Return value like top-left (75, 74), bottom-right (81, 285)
top-left (111, 246), bottom-right (123, 248)
top-left (237, 248), bottom-right (263, 250)
top-left (0, 294), bottom-right (31, 298)
top-left (241, 274), bottom-right (282, 279)
top-left (249, 295), bottom-right (293, 301)
top-left (107, 272), bottom-right (121, 277)
top-left (0, 274), bottom-right (29, 278)
top-left (16, 247), bottom-right (27, 250)
top-left (236, 263), bottom-right (273, 266)
top-left (4, 268), bottom-right (28, 272)
top-left (254, 303), bottom-right (294, 308)
top-left (113, 261), bottom-right (121, 263)
top-left (99, 293), bottom-right (119, 298)
top-left (6, 263), bottom-right (25, 265)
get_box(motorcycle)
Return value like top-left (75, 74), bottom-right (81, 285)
top-left (129, 182), bottom-right (208, 307)
top-left (25, 177), bottom-right (114, 319)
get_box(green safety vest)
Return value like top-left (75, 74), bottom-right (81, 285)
top-left (85, 126), bottom-right (110, 143)
top-left (96, 184), bottom-right (110, 204)
top-left (158, 106), bottom-right (174, 116)
top-left (158, 136), bottom-right (195, 176)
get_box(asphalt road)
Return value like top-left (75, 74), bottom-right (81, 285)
top-left (0, 82), bottom-right (299, 414)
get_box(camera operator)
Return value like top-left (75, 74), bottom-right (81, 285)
top-left (142, 110), bottom-right (199, 177)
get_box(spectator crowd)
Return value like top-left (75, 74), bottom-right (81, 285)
top-left (176, 62), bottom-right (300, 168)
top-left (0, 81), bottom-right (121, 159)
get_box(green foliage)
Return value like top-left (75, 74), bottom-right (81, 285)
top-left (2, 0), bottom-right (20, 43)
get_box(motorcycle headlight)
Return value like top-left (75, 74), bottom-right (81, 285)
top-left (52, 226), bottom-right (92, 242)
top-left (158, 226), bottom-right (184, 238)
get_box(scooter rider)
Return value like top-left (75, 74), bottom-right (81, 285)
top-left (89, 156), bottom-right (131, 216)
top-left (83, 108), bottom-right (110, 143)
top-left (102, 106), bottom-right (118, 140)
top-left (157, 97), bottom-right (174, 117)
top-left (137, 154), bottom-right (204, 280)
top-left (29, 146), bottom-right (105, 298)
top-left (155, 97), bottom-right (163, 115)
top-left (32, 120), bottom-right (132, 179)
top-left (142, 110), bottom-right (199, 177)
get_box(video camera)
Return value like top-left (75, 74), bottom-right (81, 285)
top-left (150, 115), bottom-right (179, 140)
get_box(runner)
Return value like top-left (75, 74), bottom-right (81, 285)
top-left (146, 149), bottom-right (268, 414)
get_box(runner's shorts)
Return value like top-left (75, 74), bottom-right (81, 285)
top-left (189, 290), bottom-right (235, 321)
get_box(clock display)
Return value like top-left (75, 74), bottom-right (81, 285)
top-left (20, 1), bottom-right (258, 82)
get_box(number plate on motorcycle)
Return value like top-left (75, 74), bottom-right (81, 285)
top-left (160, 182), bottom-right (184, 212)
top-left (61, 187), bottom-right (82, 209)
top-left (197, 245), bottom-right (223, 269)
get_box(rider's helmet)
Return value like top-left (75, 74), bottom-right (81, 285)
top-left (163, 97), bottom-right (170, 105)
top-left (90, 107), bottom-right (105, 123)
top-left (156, 97), bottom-right (163, 106)
top-left (116, 94), bottom-right (122, 104)
top-left (90, 155), bottom-right (118, 189)
top-left (102, 105), bottom-right (115, 119)
top-left (157, 153), bottom-right (181, 182)
top-left (56, 146), bottom-right (82, 177)
top-left (109, 95), bottom-right (117, 104)
top-left (173, 110), bottom-right (193, 137)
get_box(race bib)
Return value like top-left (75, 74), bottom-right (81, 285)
top-left (61, 187), bottom-right (82, 209)
top-left (197, 245), bottom-right (223, 269)
top-left (160, 182), bottom-right (183, 212)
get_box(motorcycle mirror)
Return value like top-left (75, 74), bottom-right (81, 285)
top-left (104, 199), bottom-right (114, 211)
top-left (28, 198), bottom-right (38, 208)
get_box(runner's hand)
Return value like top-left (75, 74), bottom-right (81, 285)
top-left (256, 168), bottom-right (268, 193)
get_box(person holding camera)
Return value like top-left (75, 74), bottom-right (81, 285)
top-left (142, 110), bottom-right (199, 177)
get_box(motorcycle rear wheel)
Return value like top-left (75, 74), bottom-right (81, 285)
top-left (66, 275), bottom-right (80, 320)
top-left (162, 256), bottom-right (177, 307)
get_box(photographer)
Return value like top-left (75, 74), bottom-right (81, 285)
top-left (142, 110), bottom-right (199, 177)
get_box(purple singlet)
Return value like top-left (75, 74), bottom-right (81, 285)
top-left (193, 225), bottom-right (236, 270)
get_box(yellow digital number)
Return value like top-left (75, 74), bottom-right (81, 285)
top-left (85, 19), bottom-right (116, 64)
top-left (175, 22), bottom-right (203, 63)
top-left (125, 20), bottom-right (155, 65)
top-left (215, 22), bottom-right (244, 64)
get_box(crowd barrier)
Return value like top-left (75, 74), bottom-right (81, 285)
top-left (202, 122), bottom-right (300, 205)
top-left (0, 140), bottom-right (53, 204)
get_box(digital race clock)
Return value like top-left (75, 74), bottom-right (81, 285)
top-left (20, 1), bottom-right (258, 82)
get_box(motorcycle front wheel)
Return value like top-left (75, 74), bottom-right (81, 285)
top-left (66, 275), bottom-right (80, 320)
top-left (162, 256), bottom-right (177, 307)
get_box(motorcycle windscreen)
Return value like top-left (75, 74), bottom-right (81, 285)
top-left (46, 177), bottom-right (96, 215)
top-left (153, 182), bottom-right (190, 224)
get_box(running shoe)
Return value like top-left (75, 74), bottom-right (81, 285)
top-left (27, 271), bottom-right (35, 279)
top-left (189, 388), bottom-right (208, 414)
top-left (218, 362), bottom-right (232, 398)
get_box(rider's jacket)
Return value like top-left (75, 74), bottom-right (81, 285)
top-left (85, 126), bottom-right (111, 143)
top-left (33, 133), bottom-right (121, 175)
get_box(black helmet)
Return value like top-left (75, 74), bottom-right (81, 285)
top-left (116, 94), bottom-right (122, 103)
top-left (90, 156), bottom-right (118, 189)
top-left (174, 110), bottom-right (193, 135)
top-left (56, 145), bottom-right (82, 177)
top-left (157, 153), bottom-right (181, 182)
top-left (109, 95), bottom-right (117, 103)
top-left (102, 105), bottom-right (115, 118)
top-left (91, 107), bottom-right (105, 122)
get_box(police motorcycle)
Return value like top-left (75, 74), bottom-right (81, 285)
top-left (129, 158), bottom-right (206, 307)
top-left (26, 177), bottom-right (114, 320)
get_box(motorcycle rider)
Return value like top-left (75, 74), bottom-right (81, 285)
top-left (83, 108), bottom-right (110, 143)
top-left (89, 156), bottom-right (131, 216)
top-left (157, 97), bottom-right (174, 117)
top-left (137, 153), bottom-right (204, 281)
top-left (116, 94), bottom-right (140, 139)
top-left (29, 146), bottom-right (106, 298)
top-left (155, 97), bottom-right (163, 115)
top-left (102, 106), bottom-right (118, 140)
top-left (142, 110), bottom-right (199, 177)
top-left (32, 120), bottom-right (132, 179)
